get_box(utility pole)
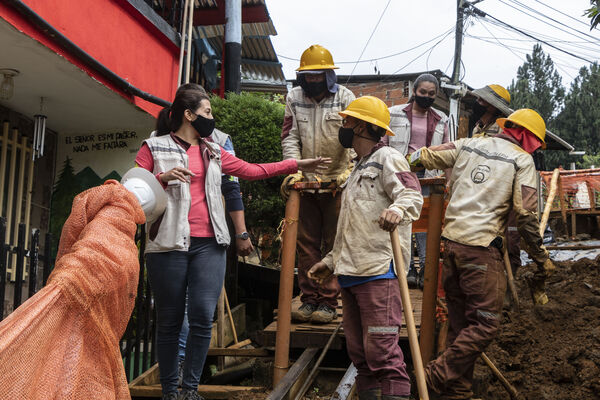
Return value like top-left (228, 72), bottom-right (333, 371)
top-left (224, 0), bottom-right (242, 95)
top-left (447, 0), bottom-right (466, 141)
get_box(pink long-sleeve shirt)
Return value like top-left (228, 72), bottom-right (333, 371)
top-left (136, 136), bottom-right (297, 237)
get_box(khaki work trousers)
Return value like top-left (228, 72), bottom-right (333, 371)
top-left (297, 192), bottom-right (341, 309)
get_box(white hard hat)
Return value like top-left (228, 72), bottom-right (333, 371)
top-left (121, 168), bottom-right (167, 223)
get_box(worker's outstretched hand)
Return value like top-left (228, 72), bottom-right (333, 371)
top-left (307, 261), bottom-right (333, 284)
top-left (379, 209), bottom-right (403, 231)
top-left (297, 157), bottom-right (332, 173)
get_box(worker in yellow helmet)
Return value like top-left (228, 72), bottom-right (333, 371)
top-left (409, 108), bottom-right (556, 399)
top-left (469, 84), bottom-right (522, 292)
top-left (281, 45), bottom-right (356, 324)
top-left (308, 96), bottom-right (423, 400)
top-left (469, 84), bottom-right (512, 137)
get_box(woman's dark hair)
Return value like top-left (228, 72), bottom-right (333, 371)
top-left (408, 73), bottom-right (439, 103)
top-left (156, 83), bottom-right (209, 135)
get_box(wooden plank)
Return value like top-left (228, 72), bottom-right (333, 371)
top-left (128, 362), bottom-right (159, 388)
top-left (209, 303), bottom-right (246, 348)
top-left (207, 347), bottom-right (271, 357)
top-left (266, 347), bottom-right (319, 400)
top-left (130, 384), bottom-right (263, 399)
top-left (546, 244), bottom-right (600, 251)
top-left (331, 364), bottom-right (357, 400)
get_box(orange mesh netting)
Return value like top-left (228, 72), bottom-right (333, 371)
top-left (0, 180), bottom-right (145, 400)
top-left (541, 168), bottom-right (600, 211)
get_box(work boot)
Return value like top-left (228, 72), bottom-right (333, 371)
top-left (291, 302), bottom-right (317, 322)
top-left (162, 392), bottom-right (178, 400)
top-left (418, 266), bottom-right (425, 290)
top-left (407, 266), bottom-right (418, 288)
top-left (358, 388), bottom-right (381, 400)
top-left (179, 389), bottom-right (205, 400)
top-left (310, 303), bottom-right (336, 324)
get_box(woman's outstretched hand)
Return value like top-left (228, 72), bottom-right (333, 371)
top-left (159, 167), bottom-right (195, 183)
top-left (297, 157), bottom-right (332, 173)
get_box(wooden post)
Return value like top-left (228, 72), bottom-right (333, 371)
top-left (557, 174), bottom-right (568, 230)
top-left (217, 287), bottom-right (225, 370)
top-left (273, 190), bottom-right (300, 387)
top-left (177, 0), bottom-right (189, 86)
top-left (419, 181), bottom-right (445, 365)
top-left (10, 136), bottom-right (28, 279)
top-left (539, 168), bottom-right (559, 236)
top-left (5, 129), bottom-right (18, 245)
top-left (390, 231), bottom-right (429, 400)
top-left (24, 148), bottom-right (35, 251)
top-left (0, 121), bottom-right (9, 215)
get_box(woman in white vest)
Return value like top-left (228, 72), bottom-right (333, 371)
top-left (135, 83), bottom-right (329, 400)
top-left (387, 73), bottom-right (449, 289)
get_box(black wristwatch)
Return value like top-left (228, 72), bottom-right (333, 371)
top-left (235, 232), bottom-right (249, 240)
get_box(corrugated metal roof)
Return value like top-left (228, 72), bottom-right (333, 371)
top-left (195, 20), bottom-right (277, 39)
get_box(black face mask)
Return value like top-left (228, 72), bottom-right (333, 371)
top-left (191, 113), bottom-right (215, 138)
top-left (471, 101), bottom-right (489, 121)
top-left (338, 126), bottom-right (355, 148)
top-left (301, 80), bottom-right (327, 98)
top-left (414, 95), bottom-right (435, 109)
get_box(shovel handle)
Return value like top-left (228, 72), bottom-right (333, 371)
top-left (390, 230), bottom-right (429, 400)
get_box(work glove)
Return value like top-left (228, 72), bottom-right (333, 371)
top-left (525, 258), bottom-right (555, 305)
top-left (525, 273), bottom-right (549, 305)
top-left (335, 166), bottom-right (353, 188)
top-left (407, 149), bottom-right (423, 167)
top-left (280, 172), bottom-right (303, 200)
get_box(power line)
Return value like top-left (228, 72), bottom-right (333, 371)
top-left (480, 17), bottom-right (600, 60)
top-left (470, 5), bottom-right (594, 63)
top-left (505, 0), bottom-right (600, 43)
top-left (531, 0), bottom-right (599, 30)
top-left (277, 26), bottom-right (455, 65)
top-left (346, 0), bottom-right (392, 83)
top-left (473, 18), bottom-right (585, 70)
top-left (384, 28), bottom-right (455, 80)
top-left (498, 0), bottom-right (600, 47)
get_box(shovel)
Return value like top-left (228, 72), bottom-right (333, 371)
top-left (390, 230), bottom-right (429, 400)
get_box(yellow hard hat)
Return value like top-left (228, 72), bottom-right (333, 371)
top-left (339, 96), bottom-right (394, 136)
top-left (296, 45), bottom-right (339, 71)
top-left (489, 84), bottom-right (511, 104)
top-left (497, 108), bottom-right (546, 148)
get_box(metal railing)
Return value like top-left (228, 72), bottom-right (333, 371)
top-left (0, 217), bottom-right (53, 319)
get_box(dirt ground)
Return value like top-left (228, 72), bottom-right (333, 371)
top-left (472, 255), bottom-right (600, 400)
top-left (233, 255), bottom-right (600, 400)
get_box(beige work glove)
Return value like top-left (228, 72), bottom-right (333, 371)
top-left (335, 166), bottom-right (353, 188)
top-left (280, 172), bottom-right (303, 200)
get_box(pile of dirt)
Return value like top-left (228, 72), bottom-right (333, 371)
top-left (473, 255), bottom-right (600, 399)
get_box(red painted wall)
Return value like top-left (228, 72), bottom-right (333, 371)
top-left (1, 0), bottom-right (179, 116)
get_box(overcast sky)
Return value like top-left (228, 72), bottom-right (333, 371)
top-left (265, 0), bottom-right (600, 91)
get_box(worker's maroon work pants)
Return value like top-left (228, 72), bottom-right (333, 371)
top-left (426, 240), bottom-right (506, 399)
top-left (297, 192), bottom-right (340, 309)
top-left (342, 279), bottom-right (411, 397)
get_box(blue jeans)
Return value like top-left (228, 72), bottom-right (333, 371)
top-left (410, 232), bottom-right (427, 271)
top-left (147, 237), bottom-right (226, 394)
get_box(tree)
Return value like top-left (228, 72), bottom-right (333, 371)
top-left (508, 44), bottom-right (565, 121)
top-left (585, 1), bottom-right (600, 29)
top-left (508, 44), bottom-right (567, 169)
top-left (554, 63), bottom-right (600, 168)
top-left (210, 92), bottom-right (286, 264)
